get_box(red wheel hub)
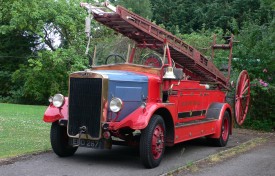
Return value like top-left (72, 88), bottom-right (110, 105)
top-left (151, 124), bottom-right (164, 160)
top-left (235, 70), bottom-right (250, 125)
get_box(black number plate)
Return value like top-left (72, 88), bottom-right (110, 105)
top-left (71, 138), bottom-right (99, 148)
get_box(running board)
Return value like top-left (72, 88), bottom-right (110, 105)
top-left (175, 118), bottom-right (216, 128)
top-left (174, 118), bottom-right (217, 143)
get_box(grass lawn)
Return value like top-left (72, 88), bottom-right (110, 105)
top-left (0, 103), bottom-right (51, 159)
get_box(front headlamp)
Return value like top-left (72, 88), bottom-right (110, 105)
top-left (110, 97), bottom-right (123, 113)
top-left (52, 94), bottom-right (65, 108)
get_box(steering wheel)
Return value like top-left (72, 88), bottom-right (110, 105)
top-left (105, 54), bottom-right (125, 64)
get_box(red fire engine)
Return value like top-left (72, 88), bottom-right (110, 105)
top-left (43, 2), bottom-right (250, 168)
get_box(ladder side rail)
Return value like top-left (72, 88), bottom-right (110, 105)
top-left (90, 5), bottom-right (229, 88)
top-left (116, 6), bottom-right (194, 57)
top-left (170, 47), bottom-right (227, 83)
top-left (116, 6), bottom-right (228, 84)
top-left (195, 63), bottom-right (227, 86)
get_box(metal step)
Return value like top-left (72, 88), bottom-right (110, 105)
top-left (175, 118), bottom-right (217, 128)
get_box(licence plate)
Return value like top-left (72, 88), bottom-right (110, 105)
top-left (71, 138), bottom-right (99, 148)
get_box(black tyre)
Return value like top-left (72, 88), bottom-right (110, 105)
top-left (209, 111), bottom-right (230, 147)
top-left (50, 121), bottom-right (78, 157)
top-left (140, 115), bottom-right (166, 168)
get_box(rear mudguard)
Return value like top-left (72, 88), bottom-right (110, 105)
top-left (206, 103), bottom-right (233, 138)
top-left (109, 103), bottom-right (175, 131)
top-left (43, 97), bottom-right (68, 122)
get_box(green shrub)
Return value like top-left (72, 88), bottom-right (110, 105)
top-left (11, 48), bottom-right (88, 104)
top-left (243, 79), bottom-right (275, 131)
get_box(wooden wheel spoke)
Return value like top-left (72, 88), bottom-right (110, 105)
top-left (241, 75), bottom-right (248, 91)
top-left (240, 102), bottom-right (245, 119)
top-left (241, 84), bottom-right (249, 95)
top-left (245, 94), bottom-right (250, 98)
top-left (235, 100), bottom-right (240, 121)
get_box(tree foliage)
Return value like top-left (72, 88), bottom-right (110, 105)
top-left (233, 21), bottom-right (275, 80)
top-left (0, 0), bottom-right (90, 103)
top-left (150, 0), bottom-right (274, 34)
top-left (12, 48), bottom-right (88, 104)
top-left (114, 0), bottom-right (153, 19)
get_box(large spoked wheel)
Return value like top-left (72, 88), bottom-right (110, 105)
top-left (140, 115), bottom-right (166, 168)
top-left (210, 111), bottom-right (230, 147)
top-left (235, 70), bottom-right (250, 126)
top-left (105, 54), bottom-right (125, 64)
top-left (142, 54), bottom-right (163, 68)
top-left (50, 121), bottom-right (78, 157)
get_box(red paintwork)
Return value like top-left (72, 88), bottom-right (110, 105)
top-left (174, 103), bottom-right (232, 144)
top-left (43, 69), bottom-right (233, 144)
top-left (108, 102), bottom-right (175, 130)
top-left (43, 97), bottom-right (68, 122)
top-left (104, 68), bottom-right (233, 143)
top-left (165, 44), bottom-right (173, 67)
top-left (43, 65), bottom-right (234, 146)
top-left (175, 120), bottom-right (216, 143)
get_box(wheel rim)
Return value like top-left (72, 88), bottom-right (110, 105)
top-left (144, 57), bottom-right (162, 67)
top-left (222, 117), bottom-right (229, 141)
top-left (235, 70), bottom-right (250, 126)
top-left (151, 124), bottom-right (164, 160)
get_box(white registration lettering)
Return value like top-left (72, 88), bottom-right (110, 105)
top-left (87, 140), bottom-right (91, 147)
top-left (80, 140), bottom-right (86, 146)
top-left (72, 138), bottom-right (78, 146)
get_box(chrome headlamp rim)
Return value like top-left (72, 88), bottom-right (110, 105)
top-left (109, 97), bottom-right (123, 113)
top-left (52, 94), bottom-right (65, 108)
top-left (48, 96), bottom-right (53, 103)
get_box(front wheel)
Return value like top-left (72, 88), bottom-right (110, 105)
top-left (209, 111), bottom-right (230, 147)
top-left (50, 121), bottom-right (78, 157)
top-left (140, 115), bottom-right (166, 168)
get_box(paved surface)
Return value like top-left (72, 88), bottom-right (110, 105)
top-left (183, 134), bottom-right (275, 176)
top-left (0, 129), bottom-right (271, 176)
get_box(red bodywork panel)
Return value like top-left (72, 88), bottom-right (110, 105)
top-left (161, 79), bottom-right (231, 144)
top-left (43, 65), bottom-right (232, 145)
top-left (174, 103), bottom-right (232, 144)
top-left (43, 97), bottom-right (68, 122)
top-left (109, 102), bottom-right (176, 130)
top-left (43, 73), bottom-right (232, 144)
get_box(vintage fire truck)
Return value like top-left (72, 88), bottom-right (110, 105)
top-left (43, 2), bottom-right (250, 168)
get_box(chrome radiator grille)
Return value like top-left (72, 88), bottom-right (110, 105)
top-left (68, 78), bottom-right (102, 138)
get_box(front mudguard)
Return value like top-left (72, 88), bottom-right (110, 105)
top-left (206, 103), bottom-right (233, 139)
top-left (43, 97), bottom-right (68, 123)
top-left (109, 103), bottom-right (175, 131)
